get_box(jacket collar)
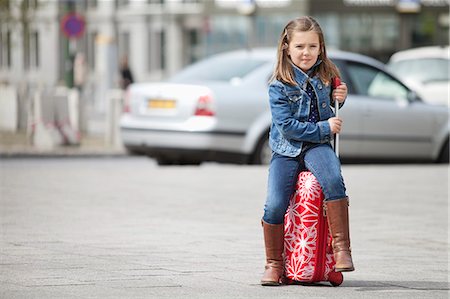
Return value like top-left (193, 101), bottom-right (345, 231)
top-left (290, 59), bottom-right (322, 86)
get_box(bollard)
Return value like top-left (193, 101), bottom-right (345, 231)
top-left (32, 86), bottom-right (81, 149)
top-left (68, 88), bottom-right (80, 134)
top-left (32, 87), bottom-right (63, 149)
top-left (54, 87), bottom-right (80, 145)
top-left (106, 89), bottom-right (124, 148)
top-left (0, 85), bottom-right (19, 132)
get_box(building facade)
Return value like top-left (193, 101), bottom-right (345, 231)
top-left (0, 0), bottom-right (448, 91)
top-left (310, 0), bottom-right (449, 62)
top-left (0, 0), bottom-right (305, 89)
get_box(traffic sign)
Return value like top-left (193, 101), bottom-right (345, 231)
top-left (61, 13), bottom-right (85, 39)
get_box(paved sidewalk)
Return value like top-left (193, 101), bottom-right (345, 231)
top-left (0, 159), bottom-right (448, 298)
top-left (0, 131), bottom-right (125, 158)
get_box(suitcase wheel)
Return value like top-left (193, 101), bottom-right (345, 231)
top-left (328, 271), bottom-right (344, 287)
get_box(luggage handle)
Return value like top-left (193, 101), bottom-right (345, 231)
top-left (334, 98), bottom-right (339, 157)
top-left (331, 78), bottom-right (341, 158)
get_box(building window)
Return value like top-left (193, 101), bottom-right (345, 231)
top-left (24, 29), bottom-right (39, 70)
top-left (340, 14), bottom-right (398, 53)
top-left (23, 0), bottom-right (38, 10)
top-left (116, 0), bottom-right (130, 7)
top-left (87, 0), bottom-right (98, 8)
top-left (87, 31), bottom-right (97, 70)
top-left (148, 29), bottom-right (165, 72)
top-left (6, 31), bottom-right (11, 68)
top-left (29, 31), bottom-right (39, 69)
top-left (187, 28), bottom-right (199, 63)
top-left (77, 0), bottom-right (88, 10)
top-left (0, 33), bottom-right (2, 68)
top-left (24, 30), bottom-right (30, 70)
top-left (0, 0), bottom-right (11, 11)
top-left (0, 30), bottom-right (3, 68)
top-left (160, 30), bottom-right (165, 70)
top-left (204, 15), bottom-right (291, 56)
top-left (32, 31), bottom-right (39, 68)
top-left (118, 32), bottom-right (130, 61)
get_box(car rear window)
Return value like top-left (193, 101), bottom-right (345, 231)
top-left (169, 55), bottom-right (267, 82)
top-left (389, 58), bottom-right (450, 83)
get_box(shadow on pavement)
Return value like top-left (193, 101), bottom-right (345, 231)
top-left (343, 280), bottom-right (449, 291)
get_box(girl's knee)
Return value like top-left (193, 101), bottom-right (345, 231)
top-left (324, 175), bottom-right (346, 200)
top-left (329, 172), bottom-right (344, 189)
top-left (263, 202), bottom-right (287, 224)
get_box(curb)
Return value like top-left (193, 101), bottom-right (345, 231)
top-left (0, 148), bottom-right (127, 159)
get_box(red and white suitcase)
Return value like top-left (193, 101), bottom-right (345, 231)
top-left (283, 171), bottom-right (343, 286)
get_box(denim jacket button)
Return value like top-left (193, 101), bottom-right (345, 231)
top-left (318, 83), bottom-right (322, 89)
top-left (321, 102), bottom-right (327, 108)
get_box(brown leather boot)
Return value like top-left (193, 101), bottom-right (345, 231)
top-left (326, 198), bottom-right (355, 272)
top-left (261, 220), bottom-right (284, 286)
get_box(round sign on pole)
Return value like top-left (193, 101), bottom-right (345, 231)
top-left (61, 13), bottom-right (85, 39)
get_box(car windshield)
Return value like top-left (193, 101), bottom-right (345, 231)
top-left (169, 55), bottom-right (267, 82)
top-left (389, 58), bottom-right (450, 83)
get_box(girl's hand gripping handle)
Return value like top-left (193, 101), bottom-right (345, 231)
top-left (331, 78), bottom-right (341, 157)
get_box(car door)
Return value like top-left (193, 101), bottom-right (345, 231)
top-left (345, 61), bottom-right (434, 160)
top-left (332, 59), bottom-right (364, 158)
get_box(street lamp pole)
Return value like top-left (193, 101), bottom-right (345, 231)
top-left (63, 0), bottom-right (76, 88)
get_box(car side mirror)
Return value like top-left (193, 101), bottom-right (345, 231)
top-left (230, 77), bottom-right (242, 86)
top-left (407, 90), bottom-right (421, 103)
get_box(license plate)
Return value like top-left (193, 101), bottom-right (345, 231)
top-left (148, 99), bottom-right (176, 109)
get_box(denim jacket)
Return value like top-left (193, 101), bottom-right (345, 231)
top-left (268, 61), bottom-right (336, 157)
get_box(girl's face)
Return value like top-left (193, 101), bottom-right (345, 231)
top-left (287, 31), bottom-right (321, 72)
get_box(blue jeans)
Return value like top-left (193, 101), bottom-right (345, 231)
top-left (263, 144), bottom-right (347, 225)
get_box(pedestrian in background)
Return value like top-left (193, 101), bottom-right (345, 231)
top-left (119, 55), bottom-right (134, 90)
top-left (261, 16), bottom-right (354, 286)
top-left (73, 52), bottom-right (87, 92)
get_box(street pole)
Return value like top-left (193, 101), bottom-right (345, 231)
top-left (64, 0), bottom-right (75, 88)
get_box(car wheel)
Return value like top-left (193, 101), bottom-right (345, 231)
top-left (438, 138), bottom-right (449, 163)
top-left (252, 133), bottom-right (271, 165)
top-left (178, 159), bottom-right (202, 166)
top-left (155, 156), bottom-right (175, 166)
top-left (125, 146), bottom-right (144, 156)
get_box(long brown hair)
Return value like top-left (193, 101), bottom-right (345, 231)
top-left (271, 16), bottom-right (340, 86)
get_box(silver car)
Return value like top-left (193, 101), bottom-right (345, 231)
top-left (388, 46), bottom-right (450, 106)
top-left (120, 48), bottom-right (449, 165)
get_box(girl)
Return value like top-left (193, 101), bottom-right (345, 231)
top-left (261, 16), bottom-right (354, 286)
